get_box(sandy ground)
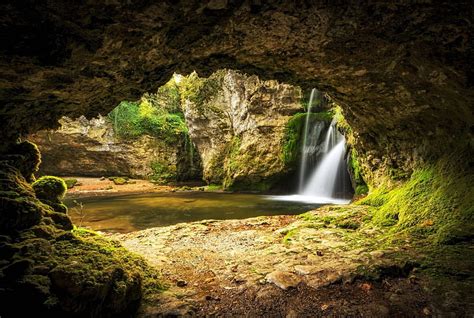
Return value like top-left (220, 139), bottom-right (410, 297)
top-left (65, 177), bottom-right (175, 197)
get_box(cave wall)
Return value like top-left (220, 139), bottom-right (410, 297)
top-left (1, 2), bottom-right (473, 184)
top-left (29, 115), bottom-right (202, 181)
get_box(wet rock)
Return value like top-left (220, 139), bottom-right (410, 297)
top-left (266, 271), bottom-right (301, 290)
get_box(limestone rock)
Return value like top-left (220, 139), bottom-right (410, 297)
top-left (183, 70), bottom-right (302, 189)
top-left (30, 115), bottom-right (201, 181)
top-left (266, 270), bottom-right (301, 290)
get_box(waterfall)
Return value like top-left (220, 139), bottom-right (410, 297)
top-left (300, 121), bottom-right (348, 200)
top-left (268, 97), bottom-right (351, 204)
top-left (298, 88), bottom-right (316, 192)
top-left (302, 138), bottom-right (345, 197)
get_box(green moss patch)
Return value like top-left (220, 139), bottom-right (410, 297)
top-left (32, 176), bottom-right (67, 203)
top-left (358, 148), bottom-right (474, 244)
top-left (64, 178), bottom-right (78, 189)
top-left (281, 111), bottom-right (332, 167)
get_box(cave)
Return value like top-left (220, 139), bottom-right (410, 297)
top-left (0, 2), bottom-right (473, 317)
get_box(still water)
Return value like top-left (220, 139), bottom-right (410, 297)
top-left (64, 192), bottom-right (321, 233)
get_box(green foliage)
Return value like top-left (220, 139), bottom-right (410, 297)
top-left (355, 184), bottom-right (369, 196)
top-left (149, 75), bottom-right (182, 113)
top-left (282, 228), bottom-right (299, 244)
top-left (64, 178), bottom-right (78, 189)
top-left (32, 176), bottom-right (67, 203)
top-left (206, 184), bottom-right (223, 191)
top-left (108, 97), bottom-right (187, 142)
top-left (299, 206), bottom-right (368, 230)
top-left (179, 71), bottom-right (225, 109)
top-left (333, 105), bottom-right (351, 134)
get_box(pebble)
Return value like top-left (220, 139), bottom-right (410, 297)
top-left (177, 280), bottom-right (187, 287)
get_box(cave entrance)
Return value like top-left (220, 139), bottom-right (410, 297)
top-left (30, 70), bottom-right (359, 233)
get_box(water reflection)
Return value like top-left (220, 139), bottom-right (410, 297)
top-left (64, 192), bottom-right (322, 233)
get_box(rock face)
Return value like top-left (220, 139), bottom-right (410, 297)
top-left (0, 143), bottom-right (149, 317)
top-left (182, 70), bottom-right (302, 190)
top-left (29, 115), bottom-right (202, 181)
top-left (1, 2), bottom-right (472, 185)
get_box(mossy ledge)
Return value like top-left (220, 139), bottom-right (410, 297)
top-left (357, 146), bottom-right (474, 245)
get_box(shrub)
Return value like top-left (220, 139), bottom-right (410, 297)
top-left (108, 94), bottom-right (188, 143)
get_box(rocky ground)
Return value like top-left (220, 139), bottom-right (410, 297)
top-left (113, 205), bottom-right (452, 317)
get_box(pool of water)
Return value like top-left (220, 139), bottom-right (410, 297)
top-left (64, 192), bottom-right (323, 233)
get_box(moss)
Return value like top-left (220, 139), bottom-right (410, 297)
top-left (150, 161), bottom-right (176, 184)
top-left (206, 184), bottom-right (223, 191)
top-left (281, 111), bottom-right (333, 167)
top-left (32, 176), bottom-right (67, 203)
top-left (299, 206), bottom-right (369, 231)
top-left (222, 136), bottom-right (242, 189)
top-left (179, 70), bottom-right (226, 113)
top-left (1, 226), bottom-right (164, 317)
top-left (333, 105), bottom-right (351, 135)
top-left (358, 148), bottom-right (474, 244)
top-left (349, 148), bottom-right (368, 195)
top-left (226, 179), bottom-right (272, 192)
top-left (64, 178), bottom-right (78, 189)
top-left (355, 184), bottom-right (369, 196)
top-left (108, 176), bottom-right (129, 181)
top-left (282, 228), bottom-right (299, 244)
top-left (112, 177), bottom-right (128, 185)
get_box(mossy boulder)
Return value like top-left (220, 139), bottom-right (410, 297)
top-left (110, 177), bottom-right (128, 185)
top-left (32, 176), bottom-right (67, 204)
top-left (7, 141), bottom-right (41, 183)
top-left (0, 145), bottom-right (161, 317)
top-left (64, 178), bottom-right (78, 189)
top-left (0, 229), bottom-right (159, 317)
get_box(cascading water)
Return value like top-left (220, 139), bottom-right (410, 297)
top-left (298, 89), bottom-right (327, 193)
top-left (298, 88), bottom-right (316, 192)
top-left (268, 91), bottom-right (352, 204)
top-left (301, 121), bottom-right (346, 198)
